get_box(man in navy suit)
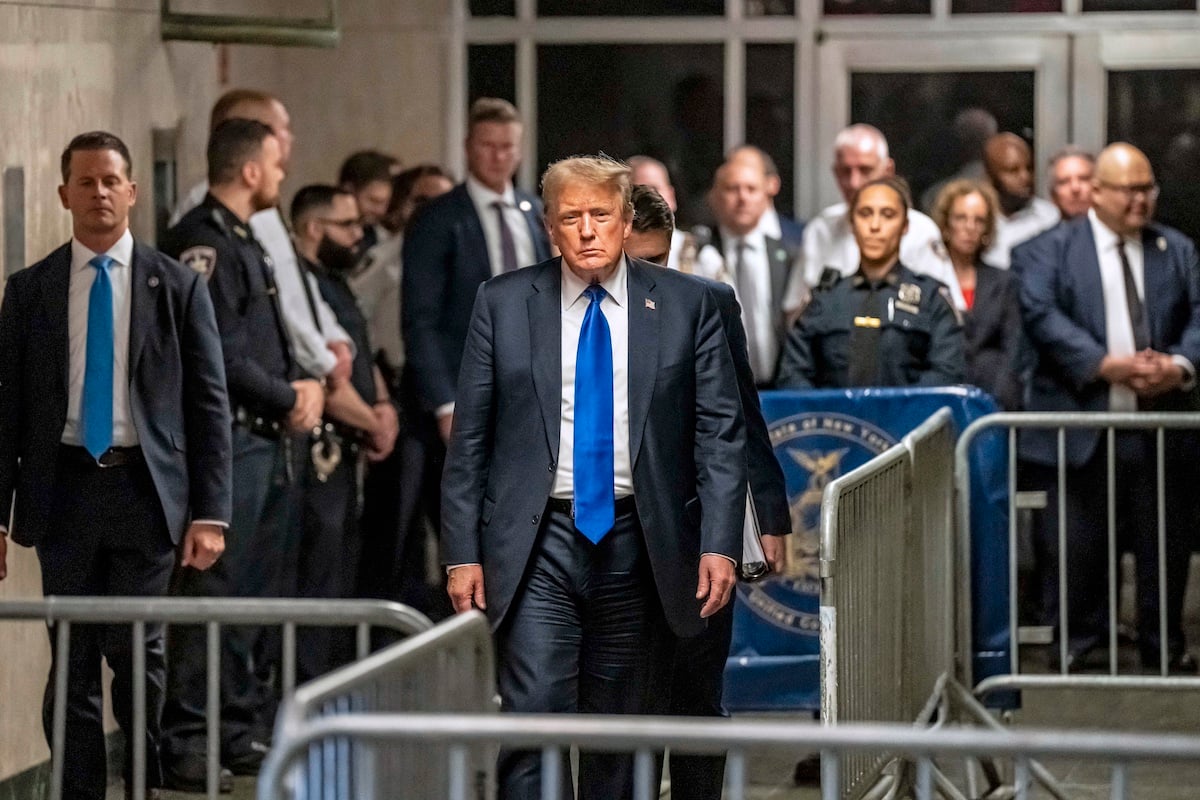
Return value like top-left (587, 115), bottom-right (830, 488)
top-left (441, 156), bottom-right (746, 799)
top-left (1013, 142), bottom-right (1200, 673)
top-left (0, 131), bottom-right (231, 799)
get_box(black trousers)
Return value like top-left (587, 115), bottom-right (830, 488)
top-left (1029, 431), bottom-right (1192, 659)
top-left (36, 447), bottom-right (175, 800)
top-left (163, 428), bottom-right (300, 761)
top-left (495, 505), bottom-right (669, 800)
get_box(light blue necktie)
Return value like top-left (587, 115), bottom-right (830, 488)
top-left (81, 254), bottom-right (114, 460)
top-left (573, 285), bottom-right (615, 543)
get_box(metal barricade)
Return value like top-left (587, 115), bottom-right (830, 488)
top-left (0, 596), bottom-right (432, 800)
top-left (954, 412), bottom-right (1200, 698)
top-left (818, 408), bottom-right (959, 799)
top-left (257, 711), bottom-right (1200, 800)
top-left (273, 610), bottom-right (496, 800)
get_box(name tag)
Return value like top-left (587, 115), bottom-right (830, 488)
top-left (854, 316), bottom-right (881, 328)
top-left (895, 301), bottom-right (920, 315)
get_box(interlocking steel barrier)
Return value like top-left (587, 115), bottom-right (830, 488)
top-left (954, 412), bottom-right (1200, 698)
top-left (0, 596), bottom-right (432, 800)
top-left (274, 610), bottom-right (496, 800)
top-left (819, 408), bottom-right (964, 799)
top-left (257, 711), bottom-right (1200, 800)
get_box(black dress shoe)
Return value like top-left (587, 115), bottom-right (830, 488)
top-left (1142, 651), bottom-right (1199, 674)
top-left (162, 755), bottom-right (235, 794)
top-left (793, 753), bottom-right (821, 785)
top-left (225, 739), bottom-right (269, 775)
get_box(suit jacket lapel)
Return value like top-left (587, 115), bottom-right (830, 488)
top-left (455, 185), bottom-right (492, 278)
top-left (1141, 227), bottom-right (1169, 347)
top-left (128, 242), bottom-right (161, 379)
top-left (44, 244), bottom-right (72, 398)
top-left (626, 260), bottom-right (659, 467)
top-left (1073, 219), bottom-right (1108, 344)
top-left (517, 191), bottom-right (550, 263)
top-left (528, 261), bottom-right (562, 459)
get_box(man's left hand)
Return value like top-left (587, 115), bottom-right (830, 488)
top-left (367, 402), bottom-right (400, 462)
top-left (1129, 351), bottom-right (1185, 398)
top-left (696, 554), bottom-right (736, 618)
top-left (761, 534), bottom-right (787, 575)
top-left (328, 341), bottom-right (353, 387)
top-left (181, 523), bottom-right (225, 571)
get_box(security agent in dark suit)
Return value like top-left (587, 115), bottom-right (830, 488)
top-left (1013, 143), bottom-right (1200, 673)
top-left (159, 119), bottom-right (327, 789)
top-left (442, 157), bottom-right (746, 800)
top-left (777, 177), bottom-right (965, 390)
top-left (626, 185), bottom-right (789, 800)
top-left (708, 154), bottom-right (800, 387)
top-left (0, 132), bottom-right (230, 800)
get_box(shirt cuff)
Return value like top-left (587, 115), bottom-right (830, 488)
top-left (701, 552), bottom-right (737, 566)
top-left (446, 562), bottom-right (480, 574)
top-left (436, 402), bottom-right (455, 419)
top-left (1171, 355), bottom-right (1196, 391)
top-left (190, 519), bottom-right (229, 530)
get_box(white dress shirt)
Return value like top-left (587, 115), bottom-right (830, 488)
top-left (718, 227), bottom-right (777, 383)
top-left (1087, 209), bottom-right (1194, 410)
top-left (63, 230), bottom-right (137, 448)
top-left (785, 203), bottom-right (964, 312)
top-left (350, 234), bottom-right (405, 372)
top-left (666, 228), bottom-right (725, 277)
top-left (553, 257), bottom-right (634, 500)
top-left (465, 175), bottom-right (537, 277)
top-left (985, 196), bottom-right (1060, 269)
top-left (171, 182), bottom-right (352, 378)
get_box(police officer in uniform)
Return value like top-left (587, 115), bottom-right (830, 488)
top-left (158, 119), bottom-right (325, 791)
top-left (777, 176), bottom-right (966, 389)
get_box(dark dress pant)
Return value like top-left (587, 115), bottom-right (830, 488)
top-left (1031, 431), bottom-right (1192, 660)
top-left (36, 448), bottom-right (175, 800)
top-left (163, 428), bottom-right (299, 762)
top-left (495, 505), bottom-right (668, 800)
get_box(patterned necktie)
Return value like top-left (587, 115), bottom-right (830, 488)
top-left (1115, 237), bottom-right (1151, 351)
top-left (82, 254), bottom-right (115, 459)
top-left (573, 285), bottom-right (615, 543)
top-left (492, 201), bottom-right (519, 273)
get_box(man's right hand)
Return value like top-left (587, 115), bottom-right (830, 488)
top-left (287, 379), bottom-right (326, 433)
top-left (437, 411), bottom-right (454, 444)
top-left (447, 564), bottom-right (486, 613)
top-left (1097, 353), bottom-right (1145, 387)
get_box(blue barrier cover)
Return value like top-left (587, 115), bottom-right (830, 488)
top-left (723, 386), bottom-right (1009, 712)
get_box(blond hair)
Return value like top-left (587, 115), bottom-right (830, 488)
top-left (540, 155), bottom-right (633, 218)
top-left (930, 179), bottom-right (1000, 251)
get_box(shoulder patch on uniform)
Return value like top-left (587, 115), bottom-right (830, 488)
top-left (180, 246), bottom-right (217, 280)
top-left (938, 285), bottom-right (964, 325)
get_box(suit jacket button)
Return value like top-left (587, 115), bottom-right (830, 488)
top-left (548, 462), bottom-right (555, 471)
top-left (532, 514), bottom-right (539, 524)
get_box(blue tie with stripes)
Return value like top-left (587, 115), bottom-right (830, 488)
top-left (81, 254), bottom-right (114, 460)
top-left (573, 285), bottom-right (615, 543)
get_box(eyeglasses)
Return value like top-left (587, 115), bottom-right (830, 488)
top-left (319, 217), bottom-right (364, 230)
top-left (1097, 181), bottom-right (1159, 201)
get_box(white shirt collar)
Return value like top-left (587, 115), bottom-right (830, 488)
top-left (1088, 207), bottom-right (1138, 248)
top-left (561, 254), bottom-right (629, 310)
top-left (71, 228), bottom-right (134, 272)
top-left (758, 206), bottom-right (782, 239)
top-left (466, 173), bottom-right (516, 209)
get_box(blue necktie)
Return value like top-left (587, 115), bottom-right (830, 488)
top-left (574, 285), bottom-right (615, 543)
top-left (81, 254), bottom-right (114, 460)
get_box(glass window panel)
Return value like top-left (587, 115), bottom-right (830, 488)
top-left (747, 0), bottom-right (796, 14)
top-left (850, 71), bottom-right (1035, 212)
top-left (823, 0), bottom-right (931, 15)
top-left (952, 0), bottom-right (1059, 12)
top-left (538, 0), bottom-right (722, 15)
top-left (1083, 0), bottom-right (1192, 10)
top-left (1108, 69), bottom-right (1200, 246)
top-left (746, 44), bottom-right (796, 218)
top-left (469, 44), bottom-right (516, 107)
top-left (537, 44), bottom-right (723, 228)
top-left (469, 0), bottom-right (515, 14)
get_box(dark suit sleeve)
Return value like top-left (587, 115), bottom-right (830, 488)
top-left (995, 270), bottom-right (1026, 411)
top-left (917, 286), bottom-right (967, 387)
top-left (402, 205), bottom-right (459, 413)
top-left (775, 296), bottom-right (822, 389)
top-left (440, 282), bottom-right (495, 566)
top-left (1166, 236), bottom-right (1200, 369)
top-left (693, 286), bottom-right (748, 558)
top-left (1013, 234), bottom-right (1108, 391)
top-left (712, 283), bottom-right (789, 536)
top-left (179, 269), bottom-right (233, 525)
top-left (0, 274), bottom-right (26, 525)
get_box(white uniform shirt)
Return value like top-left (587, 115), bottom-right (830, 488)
top-left (985, 196), bottom-right (1060, 269)
top-left (350, 234), bottom-right (404, 372)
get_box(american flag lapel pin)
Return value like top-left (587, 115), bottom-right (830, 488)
top-left (645, 298), bottom-right (656, 310)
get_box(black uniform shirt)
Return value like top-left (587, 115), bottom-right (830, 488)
top-left (776, 262), bottom-right (966, 389)
top-left (301, 255), bottom-right (377, 409)
top-left (160, 193), bottom-right (297, 418)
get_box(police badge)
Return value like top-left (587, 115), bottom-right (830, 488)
top-left (179, 246), bottom-right (217, 280)
top-left (897, 282), bottom-right (922, 306)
